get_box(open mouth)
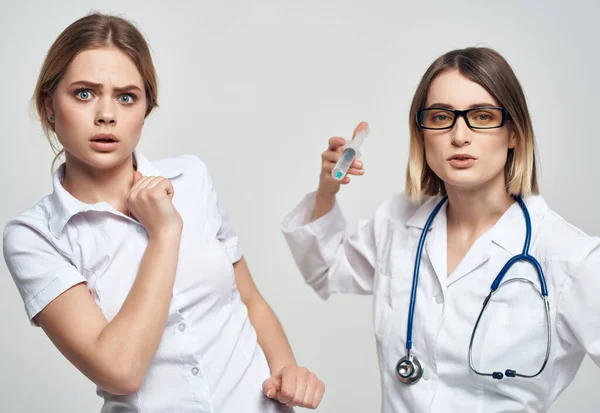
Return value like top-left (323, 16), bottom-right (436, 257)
top-left (91, 133), bottom-right (119, 143)
top-left (449, 155), bottom-right (475, 161)
top-left (90, 134), bottom-right (119, 151)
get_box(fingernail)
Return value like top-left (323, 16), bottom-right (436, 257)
top-left (266, 390), bottom-right (272, 398)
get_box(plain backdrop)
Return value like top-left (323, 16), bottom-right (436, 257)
top-left (1, 1), bottom-right (599, 412)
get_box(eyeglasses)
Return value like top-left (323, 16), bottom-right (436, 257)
top-left (417, 107), bottom-right (509, 130)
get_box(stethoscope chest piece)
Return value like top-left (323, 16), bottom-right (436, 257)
top-left (396, 354), bottom-right (423, 385)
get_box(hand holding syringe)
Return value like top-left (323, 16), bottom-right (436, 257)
top-left (331, 122), bottom-right (369, 181)
top-left (312, 121), bottom-right (367, 221)
top-left (317, 121), bottom-right (367, 192)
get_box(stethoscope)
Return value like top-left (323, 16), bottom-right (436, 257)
top-left (395, 195), bottom-right (551, 385)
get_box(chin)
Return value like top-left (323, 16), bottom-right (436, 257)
top-left (69, 148), bottom-right (133, 171)
top-left (434, 163), bottom-right (506, 194)
top-left (439, 170), bottom-right (479, 185)
top-left (443, 174), bottom-right (504, 194)
top-left (445, 181), bottom-right (482, 192)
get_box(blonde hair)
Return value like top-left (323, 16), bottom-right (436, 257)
top-left (32, 13), bottom-right (159, 170)
top-left (405, 47), bottom-right (539, 203)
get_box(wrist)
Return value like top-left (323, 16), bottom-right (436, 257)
top-left (271, 360), bottom-right (298, 376)
top-left (149, 226), bottom-right (183, 244)
top-left (315, 189), bottom-right (336, 204)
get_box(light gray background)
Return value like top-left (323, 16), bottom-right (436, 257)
top-left (1, 1), bottom-right (599, 412)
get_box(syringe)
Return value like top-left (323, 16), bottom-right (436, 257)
top-left (331, 124), bottom-right (369, 181)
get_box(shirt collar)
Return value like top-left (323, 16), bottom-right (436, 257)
top-left (48, 150), bottom-right (183, 238)
top-left (404, 194), bottom-right (550, 256)
top-left (133, 150), bottom-right (183, 179)
top-left (488, 195), bottom-right (549, 256)
top-left (405, 195), bottom-right (446, 232)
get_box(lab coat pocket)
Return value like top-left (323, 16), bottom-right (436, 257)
top-left (373, 226), bottom-right (414, 357)
top-left (373, 264), bottom-right (413, 342)
top-left (376, 226), bottom-right (414, 311)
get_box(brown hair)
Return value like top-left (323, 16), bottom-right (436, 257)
top-left (32, 12), bottom-right (158, 169)
top-left (405, 47), bottom-right (539, 203)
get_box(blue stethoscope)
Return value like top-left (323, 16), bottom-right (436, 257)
top-left (396, 196), bottom-right (552, 385)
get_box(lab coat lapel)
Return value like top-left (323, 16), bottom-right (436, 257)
top-left (446, 196), bottom-right (549, 286)
top-left (446, 232), bottom-right (492, 286)
top-left (490, 196), bottom-right (549, 257)
top-left (406, 196), bottom-right (448, 291)
top-left (425, 204), bottom-right (448, 288)
top-left (446, 202), bottom-right (508, 286)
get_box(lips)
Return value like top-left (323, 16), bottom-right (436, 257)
top-left (90, 133), bottom-right (119, 143)
top-left (449, 154), bottom-right (475, 161)
top-left (448, 153), bottom-right (476, 169)
top-left (90, 134), bottom-right (120, 152)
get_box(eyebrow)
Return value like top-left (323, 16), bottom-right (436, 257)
top-left (69, 80), bottom-right (143, 93)
top-left (425, 102), bottom-right (499, 109)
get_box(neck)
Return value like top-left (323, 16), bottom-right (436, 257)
top-left (445, 175), bottom-right (515, 236)
top-left (61, 153), bottom-right (136, 215)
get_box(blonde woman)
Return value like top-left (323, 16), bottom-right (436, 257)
top-left (3, 13), bottom-right (324, 412)
top-left (281, 47), bottom-right (599, 412)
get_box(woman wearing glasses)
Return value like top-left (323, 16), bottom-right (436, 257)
top-left (281, 47), bottom-right (600, 412)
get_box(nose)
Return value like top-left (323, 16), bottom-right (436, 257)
top-left (95, 98), bottom-right (117, 126)
top-left (451, 116), bottom-right (471, 147)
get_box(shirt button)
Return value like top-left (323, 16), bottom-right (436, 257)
top-left (136, 226), bottom-right (145, 233)
top-left (191, 367), bottom-right (199, 376)
top-left (178, 323), bottom-right (186, 332)
top-left (435, 294), bottom-right (444, 304)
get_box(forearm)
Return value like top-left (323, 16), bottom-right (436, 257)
top-left (247, 299), bottom-right (297, 375)
top-left (311, 192), bottom-right (336, 222)
top-left (97, 231), bottom-right (181, 387)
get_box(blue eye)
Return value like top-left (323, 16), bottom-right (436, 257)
top-left (75, 89), bottom-right (92, 100)
top-left (120, 94), bottom-right (135, 104)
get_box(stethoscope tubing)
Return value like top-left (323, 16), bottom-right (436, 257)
top-left (399, 195), bottom-right (551, 384)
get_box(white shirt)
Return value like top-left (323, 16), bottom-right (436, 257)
top-left (281, 192), bottom-right (600, 413)
top-left (3, 151), bottom-right (292, 413)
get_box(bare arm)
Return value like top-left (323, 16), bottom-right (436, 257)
top-left (234, 256), bottom-right (325, 409)
top-left (311, 192), bottom-right (337, 223)
top-left (234, 257), bottom-right (296, 374)
top-left (35, 173), bottom-right (183, 395)
top-left (36, 232), bottom-right (181, 394)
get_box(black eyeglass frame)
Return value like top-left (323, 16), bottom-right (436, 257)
top-left (416, 106), bottom-right (510, 130)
